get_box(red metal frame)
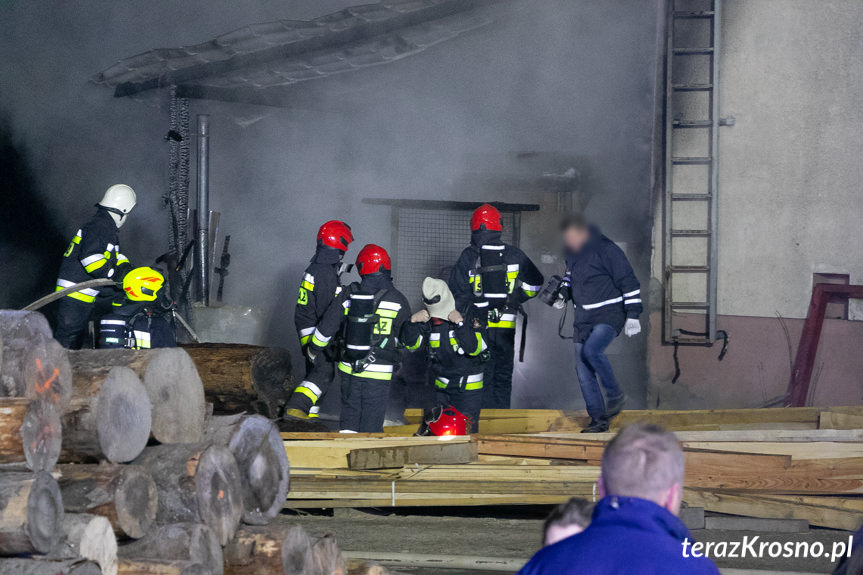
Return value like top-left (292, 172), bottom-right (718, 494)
top-left (786, 283), bottom-right (863, 406)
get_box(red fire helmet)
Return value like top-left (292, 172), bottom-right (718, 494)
top-left (355, 244), bottom-right (391, 275)
top-left (427, 405), bottom-right (472, 436)
top-left (470, 203), bottom-right (502, 232)
top-left (317, 220), bottom-right (354, 251)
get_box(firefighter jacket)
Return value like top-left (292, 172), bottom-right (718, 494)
top-left (309, 273), bottom-right (423, 381)
top-left (448, 229), bottom-right (544, 329)
top-left (294, 246), bottom-right (344, 347)
top-left (564, 226), bottom-right (643, 342)
top-left (419, 317), bottom-right (488, 390)
top-left (56, 209), bottom-right (131, 303)
top-left (99, 302), bottom-right (176, 350)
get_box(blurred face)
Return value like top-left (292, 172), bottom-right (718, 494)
top-left (563, 225), bottom-right (589, 253)
top-left (544, 523), bottom-right (585, 546)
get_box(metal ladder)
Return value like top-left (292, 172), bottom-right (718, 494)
top-left (663, 0), bottom-right (725, 344)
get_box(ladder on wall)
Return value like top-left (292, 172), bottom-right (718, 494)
top-left (663, 0), bottom-right (724, 344)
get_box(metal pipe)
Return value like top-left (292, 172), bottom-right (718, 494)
top-left (195, 114), bottom-right (210, 306)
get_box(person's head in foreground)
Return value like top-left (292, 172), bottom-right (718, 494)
top-left (518, 424), bottom-right (719, 575)
top-left (543, 498), bottom-right (593, 546)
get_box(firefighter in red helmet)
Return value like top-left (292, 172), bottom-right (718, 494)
top-left (448, 204), bottom-right (544, 409)
top-left (285, 220), bottom-right (354, 420)
top-left (307, 244), bottom-right (424, 432)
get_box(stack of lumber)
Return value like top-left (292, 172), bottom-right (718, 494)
top-left (283, 406), bottom-right (863, 532)
top-left (0, 310), bottom-right (334, 575)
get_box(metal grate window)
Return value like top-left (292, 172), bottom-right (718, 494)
top-left (394, 208), bottom-right (517, 308)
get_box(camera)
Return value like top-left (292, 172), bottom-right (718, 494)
top-left (539, 275), bottom-right (570, 307)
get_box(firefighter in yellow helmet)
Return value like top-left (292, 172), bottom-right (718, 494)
top-left (98, 267), bottom-right (177, 350)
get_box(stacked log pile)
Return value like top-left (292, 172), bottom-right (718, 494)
top-left (0, 310), bottom-right (346, 575)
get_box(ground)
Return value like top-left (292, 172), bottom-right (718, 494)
top-left (281, 508), bottom-right (853, 574)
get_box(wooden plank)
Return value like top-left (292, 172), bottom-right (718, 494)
top-left (819, 411), bottom-right (863, 430)
top-left (682, 441), bottom-right (863, 460)
top-left (684, 489), bottom-right (863, 531)
top-left (533, 429), bottom-right (863, 443)
top-left (284, 437), bottom-right (470, 469)
top-left (348, 441), bottom-right (477, 470)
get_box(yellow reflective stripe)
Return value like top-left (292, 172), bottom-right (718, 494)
top-left (84, 258), bottom-right (108, 273)
top-left (338, 362), bottom-right (393, 380)
top-left (294, 386), bottom-right (320, 403)
top-left (285, 408), bottom-right (313, 420)
top-left (435, 379), bottom-right (448, 389)
top-left (488, 320), bottom-right (516, 329)
top-left (429, 339), bottom-right (441, 348)
top-left (312, 333), bottom-right (329, 348)
top-left (300, 335), bottom-right (311, 346)
top-left (72, 235), bottom-right (81, 244)
top-left (405, 335), bottom-right (423, 351)
top-left (56, 285), bottom-right (96, 303)
top-left (116, 255), bottom-right (130, 265)
top-left (302, 280), bottom-right (315, 291)
top-left (468, 333), bottom-right (484, 356)
top-left (523, 289), bottom-right (538, 297)
top-left (376, 309), bottom-right (398, 319)
top-left (465, 380), bottom-right (484, 391)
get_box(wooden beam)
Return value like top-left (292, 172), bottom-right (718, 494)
top-left (348, 441), bottom-right (477, 470)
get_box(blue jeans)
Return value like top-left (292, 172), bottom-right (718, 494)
top-left (574, 323), bottom-right (622, 421)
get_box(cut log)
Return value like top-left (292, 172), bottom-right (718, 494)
top-left (47, 513), bottom-right (118, 575)
top-left (0, 471), bottom-right (63, 555)
top-left (118, 559), bottom-right (209, 575)
top-left (311, 534), bottom-right (346, 575)
top-left (0, 398), bottom-right (62, 471)
top-left (182, 344), bottom-right (293, 419)
top-left (205, 414), bottom-right (290, 525)
top-left (0, 559), bottom-right (101, 575)
top-left (61, 366), bottom-right (151, 464)
top-left (133, 444), bottom-right (243, 545)
top-left (119, 523), bottom-right (223, 575)
top-left (281, 525), bottom-right (317, 575)
top-left (0, 310), bottom-right (72, 408)
top-left (70, 349), bottom-right (205, 444)
top-left (58, 464), bottom-right (158, 539)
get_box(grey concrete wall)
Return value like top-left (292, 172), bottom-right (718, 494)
top-left (649, 0), bottom-right (863, 407)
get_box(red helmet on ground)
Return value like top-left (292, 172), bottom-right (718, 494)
top-left (427, 405), bottom-right (471, 436)
top-left (317, 220), bottom-right (354, 251)
top-left (470, 204), bottom-right (502, 232)
top-left (356, 244), bottom-right (391, 276)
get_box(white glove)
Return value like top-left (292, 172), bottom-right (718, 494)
top-left (552, 296), bottom-right (567, 310)
top-left (624, 318), bottom-right (641, 338)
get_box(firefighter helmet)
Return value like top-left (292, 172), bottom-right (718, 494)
top-left (470, 203), bottom-right (502, 232)
top-left (427, 405), bottom-right (471, 436)
top-left (123, 267), bottom-right (165, 302)
top-left (356, 244), bottom-right (391, 276)
top-left (317, 220), bottom-right (354, 252)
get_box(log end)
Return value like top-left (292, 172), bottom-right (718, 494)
top-left (21, 400), bottom-right (62, 472)
top-left (144, 349), bottom-right (205, 444)
top-left (228, 415), bottom-right (290, 525)
top-left (78, 515), bottom-right (119, 575)
top-left (96, 367), bottom-right (152, 463)
top-left (28, 471), bottom-right (65, 554)
top-left (281, 525), bottom-right (316, 575)
top-left (114, 466), bottom-right (158, 540)
top-left (196, 446), bottom-right (243, 547)
top-left (24, 336), bottom-right (73, 408)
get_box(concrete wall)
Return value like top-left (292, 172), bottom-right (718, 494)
top-left (649, 0), bottom-right (863, 407)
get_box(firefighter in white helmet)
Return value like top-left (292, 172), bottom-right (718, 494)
top-left (54, 184), bottom-right (137, 349)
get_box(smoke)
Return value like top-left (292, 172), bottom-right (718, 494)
top-left (0, 0), bottom-right (662, 409)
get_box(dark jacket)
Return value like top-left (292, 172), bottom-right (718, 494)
top-left (294, 246), bottom-right (343, 348)
top-left (565, 226), bottom-right (642, 342)
top-left (418, 317), bottom-right (487, 381)
top-left (310, 273), bottom-right (422, 378)
top-left (519, 497), bottom-right (720, 575)
top-left (56, 209), bottom-right (131, 303)
top-left (449, 230), bottom-right (544, 329)
top-left (99, 302), bottom-right (176, 350)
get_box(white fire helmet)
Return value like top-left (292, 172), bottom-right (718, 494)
top-left (98, 184), bottom-right (136, 228)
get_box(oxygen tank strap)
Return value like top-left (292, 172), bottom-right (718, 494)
top-left (517, 306), bottom-right (528, 362)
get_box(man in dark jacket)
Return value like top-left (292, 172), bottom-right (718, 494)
top-left (448, 204), bottom-right (543, 409)
top-left (519, 424), bottom-right (720, 575)
top-left (308, 244), bottom-right (424, 432)
top-left (285, 220), bottom-right (354, 420)
top-left (558, 215), bottom-right (642, 432)
top-left (98, 267), bottom-right (176, 350)
top-left (55, 184), bottom-right (136, 349)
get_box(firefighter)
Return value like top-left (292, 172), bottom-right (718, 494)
top-left (98, 267), bottom-right (176, 350)
top-left (556, 214), bottom-right (642, 433)
top-left (285, 220), bottom-right (354, 420)
top-left (413, 277), bottom-right (487, 434)
top-left (307, 244), bottom-right (424, 433)
top-left (54, 184), bottom-right (136, 349)
top-left (448, 204), bottom-right (544, 409)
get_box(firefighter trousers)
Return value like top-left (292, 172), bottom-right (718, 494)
top-left (284, 350), bottom-right (337, 418)
top-left (435, 382), bottom-right (483, 433)
top-left (482, 327), bottom-right (516, 409)
top-left (54, 297), bottom-right (95, 349)
top-left (340, 372), bottom-right (392, 433)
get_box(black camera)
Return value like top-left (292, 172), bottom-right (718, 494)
top-left (539, 275), bottom-right (570, 306)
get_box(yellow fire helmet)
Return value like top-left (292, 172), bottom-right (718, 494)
top-left (123, 267), bottom-right (165, 302)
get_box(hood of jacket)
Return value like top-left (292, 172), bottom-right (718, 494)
top-left (311, 245), bottom-right (343, 266)
top-left (471, 229), bottom-right (503, 249)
